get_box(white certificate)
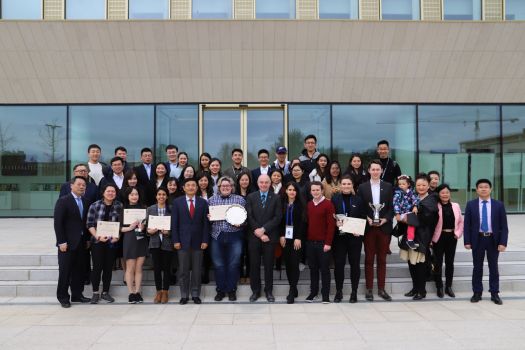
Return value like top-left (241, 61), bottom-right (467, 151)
top-left (209, 205), bottom-right (230, 221)
top-left (123, 209), bottom-right (147, 225)
top-left (341, 217), bottom-right (367, 236)
top-left (148, 215), bottom-right (171, 231)
top-left (96, 221), bottom-right (120, 238)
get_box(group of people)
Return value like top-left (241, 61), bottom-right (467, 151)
top-left (54, 135), bottom-right (509, 308)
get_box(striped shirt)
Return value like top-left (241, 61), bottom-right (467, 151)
top-left (208, 194), bottom-right (246, 239)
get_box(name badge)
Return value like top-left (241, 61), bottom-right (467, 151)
top-left (285, 225), bottom-right (294, 239)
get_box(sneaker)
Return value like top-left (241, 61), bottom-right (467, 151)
top-left (136, 293), bottom-right (143, 303)
top-left (90, 293), bottom-right (100, 304)
top-left (305, 293), bottom-right (318, 303)
top-left (101, 292), bottom-right (115, 303)
top-left (406, 240), bottom-right (419, 250)
top-left (128, 293), bottom-right (137, 304)
top-left (322, 295), bottom-right (330, 304)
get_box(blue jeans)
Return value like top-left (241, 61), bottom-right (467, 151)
top-left (211, 230), bottom-right (243, 293)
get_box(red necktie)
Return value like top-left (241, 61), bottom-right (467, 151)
top-left (189, 198), bottom-right (195, 219)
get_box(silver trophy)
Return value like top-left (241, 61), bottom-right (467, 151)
top-left (369, 203), bottom-right (385, 225)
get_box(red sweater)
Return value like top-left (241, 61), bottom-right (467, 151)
top-left (307, 199), bottom-right (336, 246)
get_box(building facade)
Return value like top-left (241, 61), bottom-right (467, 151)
top-left (0, 0), bottom-right (524, 216)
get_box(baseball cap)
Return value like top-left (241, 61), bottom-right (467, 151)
top-left (276, 146), bottom-right (287, 154)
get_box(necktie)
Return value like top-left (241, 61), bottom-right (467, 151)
top-left (75, 197), bottom-right (83, 219)
top-left (481, 200), bottom-right (489, 232)
top-left (261, 193), bottom-right (267, 208)
top-left (189, 198), bottom-right (195, 219)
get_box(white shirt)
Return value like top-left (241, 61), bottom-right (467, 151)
top-left (143, 163), bottom-right (152, 179)
top-left (478, 198), bottom-right (492, 232)
top-left (370, 179), bottom-right (381, 205)
top-left (186, 196), bottom-right (196, 211)
top-left (313, 196), bottom-right (325, 206)
top-left (88, 162), bottom-right (103, 185)
top-left (260, 166), bottom-right (270, 175)
top-left (112, 173), bottom-right (124, 189)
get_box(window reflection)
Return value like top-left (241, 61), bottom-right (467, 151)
top-left (381, 0), bottom-right (420, 20)
top-left (192, 0), bottom-right (232, 19)
top-left (288, 105), bottom-right (331, 160)
top-left (247, 110), bottom-right (284, 169)
top-left (129, 0), bottom-right (168, 19)
top-left (66, 0), bottom-right (106, 19)
top-left (1, 0), bottom-right (42, 19)
top-left (502, 106), bottom-right (525, 212)
top-left (506, 0), bottom-right (525, 20)
top-left (443, 0), bottom-right (481, 20)
top-left (319, 0), bottom-right (358, 19)
top-left (256, 0), bottom-right (295, 19)
top-left (0, 106), bottom-right (67, 216)
top-left (418, 105), bottom-right (500, 208)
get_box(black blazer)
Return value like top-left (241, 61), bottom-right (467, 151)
top-left (134, 163), bottom-right (153, 188)
top-left (279, 200), bottom-right (307, 241)
top-left (331, 193), bottom-right (364, 219)
top-left (53, 193), bottom-right (89, 249)
top-left (246, 190), bottom-right (283, 242)
top-left (147, 177), bottom-right (169, 206)
top-left (250, 167), bottom-right (271, 191)
top-left (357, 180), bottom-right (394, 234)
top-left (60, 181), bottom-right (99, 206)
top-left (170, 196), bottom-right (210, 251)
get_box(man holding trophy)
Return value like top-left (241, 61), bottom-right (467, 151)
top-left (358, 160), bottom-right (394, 302)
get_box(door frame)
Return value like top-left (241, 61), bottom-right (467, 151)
top-left (199, 104), bottom-right (288, 167)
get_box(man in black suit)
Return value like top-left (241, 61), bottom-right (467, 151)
top-left (114, 146), bottom-right (130, 174)
top-left (358, 159), bottom-right (394, 302)
top-left (99, 157), bottom-right (125, 192)
top-left (133, 147), bottom-right (154, 204)
top-left (245, 174), bottom-right (282, 302)
top-left (54, 176), bottom-right (91, 308)
top-left (251, 149), bottom-right (272, 191)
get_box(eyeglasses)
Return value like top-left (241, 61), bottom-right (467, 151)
top-left (75, 169), bottom-right (88, 173)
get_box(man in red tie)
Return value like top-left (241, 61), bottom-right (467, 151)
top-left (171, 178), bottom-right (210, 304)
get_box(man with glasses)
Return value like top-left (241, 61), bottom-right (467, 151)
top-left (208, 176), bottom-right (246, 302)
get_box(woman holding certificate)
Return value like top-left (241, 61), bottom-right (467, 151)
top-left (120, 187), bottom-right (147, 304)
top-left (279, 182), bottom-right (307, 304)
top-left (147, 187), bottom-right (173, 304)
top-left (331, 175), bottom-right (365, 303)
top-left (86, 184), bottom-right (123, 304)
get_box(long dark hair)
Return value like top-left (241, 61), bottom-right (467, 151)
top-left (235, 171), bottom-right (253, 197)
top-left (154, 162), bottom-right (169, 180)
top-left (122, 186), bottom-right (144, 208)
top-left (199, 152), bottom-right (212, 172)
top-left (314, 153), bottom-right (330, 179)
top-left (344, 153), bottom-right (364, 175)
top-left (325, 160), bottom-right (342, 185)
top-left (195, 171), bottom-right (214, 198)
top-left (283, 181), bottom-right (307, 223)
top-left (178, 165), bottom-right (196, 184)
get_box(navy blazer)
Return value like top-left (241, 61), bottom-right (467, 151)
top-left (250, 167), bottom-right (272, 191)
top-left (170, 196), bottom-right (210, 251)
top-left (331, 193), bottom-right (365, 219)
top-left (53, 193), bottom-right (89, 249)
top-left (59, 181), bottom-right (98, 206)
top-left (464, 198), bottom-right (509, 250)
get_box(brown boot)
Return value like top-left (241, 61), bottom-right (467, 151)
top-left (153, 291), bottom-right (162, 304)
top-left (161, 290), bottom-right (169, 304)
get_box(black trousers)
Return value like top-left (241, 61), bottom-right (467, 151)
top-left (83, 247), bottom-right (92, 282)
top-left (306, 241), bottom-right (331, 298)
top-left (240, 233), bottom-right (250, 278)
top-left (409, 262), bottom-right (428, 295)
top-left (433, 232), bottom-right (458, 288)
top-left (57, 244), bottom-right (86, 302)
top-left (333, 234), bottom-right (363, 293)
top-left (151, 248), bottom-right (173, 291)
top-left (282, 240), bottom-right (301, 288)
top-left (91, 243), bottom-right (115, 293)
top-left (248, 238), bottom-right (275, 293)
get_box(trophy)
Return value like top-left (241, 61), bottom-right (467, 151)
top-left (369, 203), bottom-right (385, 225)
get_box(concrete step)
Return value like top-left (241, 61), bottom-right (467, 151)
top-left (1, 261), bottom-right (525, 281)
top-left (0, 276), bottom-right (524, 299)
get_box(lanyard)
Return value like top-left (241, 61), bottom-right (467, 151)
top-left (341, 196), bottom-right (352, 216)
top-left (286, 204), bottom-right (294, 226)
top-left (381, 158), bottom-right (390, 179)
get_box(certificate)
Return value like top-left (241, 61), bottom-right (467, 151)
top-left (123, 209), bottom-right (147, 225)
top-left (148, 215), bottom-right (171, 231)
top-left (96, 221), bottom-right (120, 238)
top-left (209, 205), bottom-right (230, 221)
top-left (341, 217), bottom-right (367, 236)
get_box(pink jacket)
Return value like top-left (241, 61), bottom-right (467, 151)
top-left (432, 202), bottom-right (464, 243)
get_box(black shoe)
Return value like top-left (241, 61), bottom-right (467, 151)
top-left (265, 292), bottom-right (275, 303)
top-left (136, 293), bottom-right (143, 303)
top-left (128, 293), bottom-right (137, 304)
top-left (413, 293), bottom-right (426, 301)
top-left (192, 297), bottom-right (202, 304)
top-left (249, 292), bottom-right (260, 302)
top-left (334, 290), bottom-right (343, 303)
top-left (404, 289), bottom-right (417, 297)
top-left (305, 293), bottom-right (318, 303)
top-left (201, 273), bottom-right (210, 285)
top-left (436, 287), bottom-right (444, 298)
top-left (101, 292), bottom-right (115, 303)
top-left (286, 293), bottom-right (295, 304)
top-left (214, 292), bottom-right (225, 302)
top-left (365, 289), bottom-right (373, 301)
top-left (406, 240), bottom-right (419, 250)
top-left (491, 293), bottom-right (503, 305)
top-left (445, 286), bottom-right (455, 298)
top-left (228, 292), bottom-right (237, 301)
top-left (71, 295), bottom-right (91, 303)
top-left (470, 292), bottom-right (482, 303)
top-left (322, 296), bottom-right (330, 304)
top-left (179, 297), bottom-right (188, 305)
top-left (378, 289), bottom-right (392, 301)
top-left (90, 293), bottom-right (100, 304)
top-left (291, 286), bottom-right (298, 298)
top-left (349, 292), bottom-right (357, 303)
top-left (84, 280), bottom-right (90, 286)
top-left (60, 301), bottom-right (71, 308)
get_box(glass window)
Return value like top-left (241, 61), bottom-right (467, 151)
top-left (256, 0), bottom-right (295, 19)
top-left (66, 0), bottom-right (106, 19)
top-left (332, 105), bottom-right (416, 177)
top-left (246, 109), bottom-right (285, 169)
top-left (506, 0), bottom-right (525, 20)
top-left (502, 106), bottom-right (525, 212)
top-left (1, 0), bottom-right (42, 19)
top-left (381, 0), bottom-right (420, 20)
top-left (0, 106), bottom-right (67, 217)
top-left (69, 105), bottom-right (154, 169)
top-left (319, 0), bottom-right (358, 19)
top-left (156, 105), bottom-right (199, 166)
top-left (288, 105), bottom-right (331, 161)
top-left (129, 0), bottom-right (168, 19)
top-left (202, 109), bottom-right (241, 169)
top-left (443, 0), bottom-right (481, 20)
top-left (418, 105), bottom-right (500, 209)
top-left (192, 0), bottom-right (232, 19)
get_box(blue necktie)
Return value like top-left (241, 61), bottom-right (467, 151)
top-left (261, 193), bottom-right (267, 208)
top-left (481, 200), bottom-right (489, 232)
top-left (75, 197), bottom-right (83, 219)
